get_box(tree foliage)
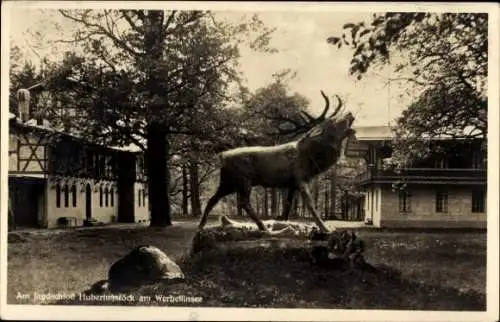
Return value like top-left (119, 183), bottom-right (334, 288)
top-left (391, 82), bottom-right (486, 165)
top-left (9, 61), bottom-right (42, 114)
top-left (47, 11), bottom-right (251, 144)
top-left (37, 9), bottom-right (276, 226)
top-left (242, 74), bottom-right (311, 144)
top-left (328, 12), bottom-right (488, 166)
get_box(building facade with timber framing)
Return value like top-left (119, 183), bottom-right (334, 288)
top-left (347, 125), bottom-right (487, 228)
top-left (8, 96), bottom-right (149, 230)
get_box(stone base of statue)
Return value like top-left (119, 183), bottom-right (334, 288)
top-left (192, 215), bottom-right (368, 270)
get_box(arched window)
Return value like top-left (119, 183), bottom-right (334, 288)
top-left (56, 184), bottom-right (61, 208)
top-left (110, 188), bottom-right (114, 207)
top-left (138, 189), bottom-right (142, 207)
top-left (105, 187), bottom-right (109, 207)
top-left (99, 186), bottom-right (103, 207)
top-left (72, 184), bottom-right (77, 207)
top-left (64, 184), bottom-right (69, 207)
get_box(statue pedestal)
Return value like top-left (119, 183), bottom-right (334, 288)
top-left (191, 217), bottom-right (367, 270)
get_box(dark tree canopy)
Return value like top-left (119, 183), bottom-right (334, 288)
top-left (243, 79), bottom-right (310, 143)
top-left (32, 9), bottom-right (276, 226)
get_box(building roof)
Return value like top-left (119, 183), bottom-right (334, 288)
top-left (9, 117), bottom-right (143, 154)
top-left (351, 124), bottom-right (484, 142)
top-left (111, 143), bottom-right (143, 153)
top-left (352, 125), bottom-right (393, 141)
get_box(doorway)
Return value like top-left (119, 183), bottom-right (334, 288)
top-left (85, 184), bottom-right (92, 220)
top-left (9, 177), bottom-right (45, 228)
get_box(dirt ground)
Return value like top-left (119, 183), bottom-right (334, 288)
top-left (7, 220), bottom-right (486, 310)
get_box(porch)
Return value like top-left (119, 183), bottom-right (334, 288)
top-left (355, 167), bottom-right (486, 185)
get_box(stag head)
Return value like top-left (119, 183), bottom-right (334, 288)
top-left (278, 90), bottom-right (355, 141)
top-left (296, 91), bottom-right (356, 167)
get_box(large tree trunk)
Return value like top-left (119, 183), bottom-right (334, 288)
top-left (329, 168), bottom-right (337, 219)
top-left (237, 194), bottom-right (243, 217)
top-left (276, 190), bottom-right (282, 217)
top-left (291, 194), bottom-right (298, 219)
top-left (189, 161), bottom-right (202, 217)
top-left (313, 178), bottom-right (320, 209)
top-left (270, 188), bottom-right (278, 217)
top-left (144, 11), bottom-right (172, 227)
top-left (341, 190), bottom-right (348, 220)
top-left (255, 192), bottom-right (261, 216)
top-left (263, 188), bottom-right (269, 219)
top-left (181, 165), bottom-right (188, 216)
top-left (147, 123), bottom-right (172, 227)
top-left (324, 180), bottom-right (330, 219)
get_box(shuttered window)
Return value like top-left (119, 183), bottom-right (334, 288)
top-left (56, 184), bottom-right (61, 208)
top-left (472, 189), bottom-right (485, 213)
top-left (399, 190), bottom-right (412, 212)
top-left (72, 184), bottom-right (77, 207)
top-left (436, 190), bottom-right (448, 213)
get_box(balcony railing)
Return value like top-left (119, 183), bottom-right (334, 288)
top-left (355, 167), bottom-right (487, 185)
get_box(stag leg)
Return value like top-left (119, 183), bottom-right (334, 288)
top-left (237, 186), bottom-right (268, 231)
top-left (238, 185), bottom-right (295, 236)
top-left (278, 187), bottom-right (296, 221)
top-left (198, 185), bottom-right (234, 230)
top-left (298, 183), bottom-right (331, 233)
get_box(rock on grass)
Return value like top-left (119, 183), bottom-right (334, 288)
top-left (84, 245), bottom-right (184, 294)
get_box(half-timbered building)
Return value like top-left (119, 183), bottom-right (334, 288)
top-left (8, 94), bottom-right (149, 229)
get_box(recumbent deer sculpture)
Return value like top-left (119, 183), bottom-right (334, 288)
top-left (198, 91), bottom-right (355, 234)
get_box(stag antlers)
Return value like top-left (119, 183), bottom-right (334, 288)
top-left (274, 90), bottom-right (344, 137)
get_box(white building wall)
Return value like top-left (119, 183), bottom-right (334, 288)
top-left (45, 176), bottom-right (119, 228)
top-left (379, 186), bottom-right (486, 228)
top-left (134, 182), bottom-right (150, 223)
top-left (91, 181), bottom-right (119, 224)
top-left (364, 187), bottom-right (382, 227)
top-left (373, 187), bottom-right (382, 227)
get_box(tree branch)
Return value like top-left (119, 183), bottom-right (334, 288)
top-left (169, 174), bottom-right (183, 194)
top-left (54, 31), bottom-right (102, 44)
top-left (121, 10), bottom-right (143, 33)
top-left (165, 11), bottom-right (204, 35)
top-left (59, 10), bottom-right (143, 58)
top-left (198, 166), bottom-right (217, 185)
top-left (163, 10), bottom-right (177, 33)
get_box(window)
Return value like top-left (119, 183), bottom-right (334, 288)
top-left (99, 186), bottom-right (103, 207)
top-left (110, 188), bottom-right (114, 207)
top-left (56, 184), bottom-right (61, 208)
top-left (105, 187), bottom-right (109, 207)
top-left (105, 156), bottom-right (113, 178)
top-left (472, 189), bottom-right (485, 213)
top-left (85, 151), bottom-right (93, 173)
top-left (367, 191), bottom-right (370, 210)
top-left (137, 189), bottom-right (147, 207)
top-left (94, 154), bottom-right (99, 176)
top-left (399, 190), bottom-right (412, 212)
top-left (64, 184), bottom-right (69, 208)
top-left (99, 155), bottom-right (106, 177)
top-left (472, 150), bottom-right (485, 169)
top-left (436, 190), bottom-right (448, 213)
top-left (374, 189), bottom-right (378, 211)
top-left (72, 184), bottom-right (77, 207)
top-left (434, 157), bottom-right (449, 169)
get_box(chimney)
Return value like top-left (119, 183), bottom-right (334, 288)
top-left (16, 88), bottom-right (30, 122)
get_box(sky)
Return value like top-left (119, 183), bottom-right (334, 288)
top-left (6, 5), bottom-right (415, 127)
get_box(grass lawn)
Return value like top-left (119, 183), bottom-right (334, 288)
top-left (7, 221), bottom-right (486, 310)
